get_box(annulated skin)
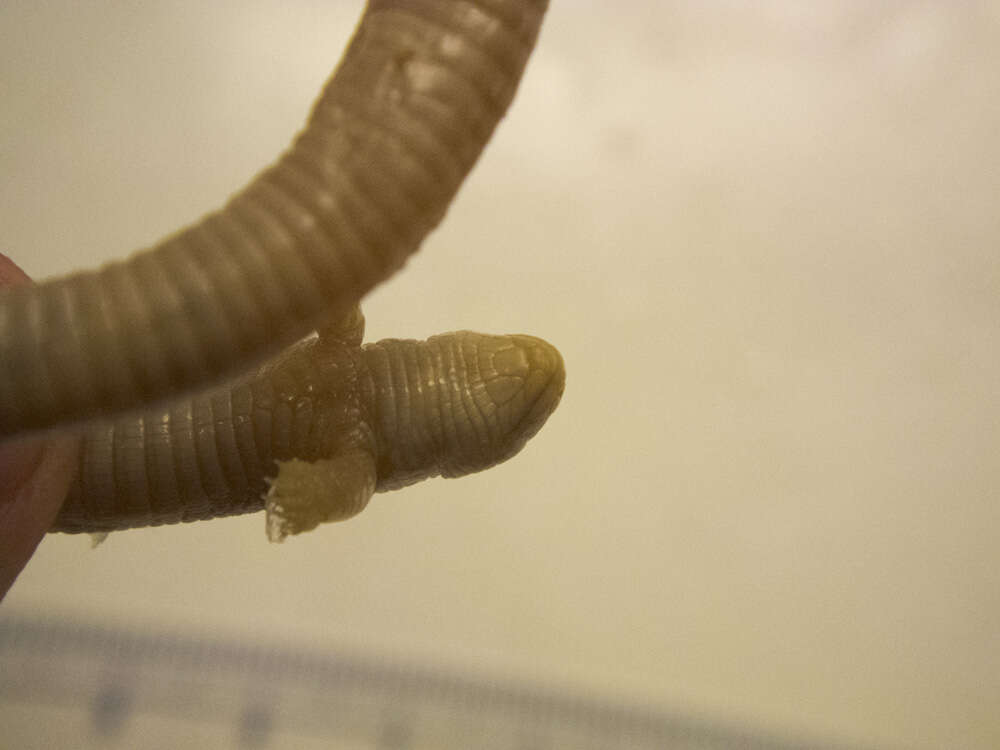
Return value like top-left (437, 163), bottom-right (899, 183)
top-left (0, 1), bottom-right (563, 537)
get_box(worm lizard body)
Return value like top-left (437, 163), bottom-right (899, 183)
top-left (1, 0), bottom-right (561, 537)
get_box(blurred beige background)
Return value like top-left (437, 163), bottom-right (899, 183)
top-left (2, 1), bottom-right (999, 748)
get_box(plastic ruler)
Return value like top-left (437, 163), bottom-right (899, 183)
top-left (0, 615), bottom-right (868, 750)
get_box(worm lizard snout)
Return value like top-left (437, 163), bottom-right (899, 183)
top-left (366, 331), bottom-right (565, 492)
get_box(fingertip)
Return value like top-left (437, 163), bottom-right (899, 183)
top-left (0, 252), bottom-right (34, 288)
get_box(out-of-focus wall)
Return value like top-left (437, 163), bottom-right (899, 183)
top-left (2, 2), bottom-right (998, 748)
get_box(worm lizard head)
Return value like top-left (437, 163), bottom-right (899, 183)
top-left (443, 333), bottom-right (565, 477)
top-left (365, 331), bottom-right (565, 492)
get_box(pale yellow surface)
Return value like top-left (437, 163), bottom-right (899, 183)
top-left (2, 2), bottom-right (999, 749)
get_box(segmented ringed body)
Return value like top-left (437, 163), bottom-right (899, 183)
top-left (0, 0), bottom-right (564, 539)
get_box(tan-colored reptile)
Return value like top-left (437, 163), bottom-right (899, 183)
top-left (0, 0), bottom-right (564, 539)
